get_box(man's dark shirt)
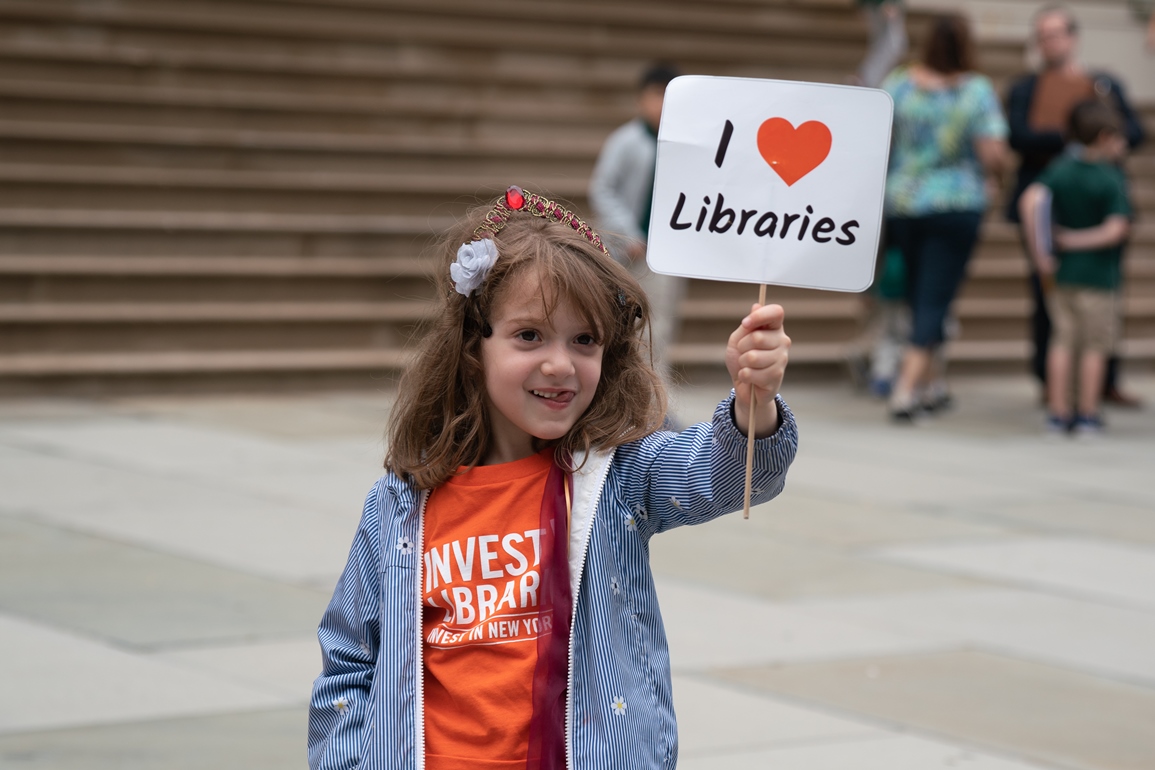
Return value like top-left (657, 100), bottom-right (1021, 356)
top-left (1005, 71), bottom-right (1144, 222)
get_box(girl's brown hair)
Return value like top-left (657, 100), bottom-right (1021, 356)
top-left (922, 14), bottom-right (976, 75)
top-left (385, 194), bottom-right (667, 489)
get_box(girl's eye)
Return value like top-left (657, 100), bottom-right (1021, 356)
top-left (575, 333), bottom-right (597, 346)
top-left (517, 330), bottom-right (540, 342)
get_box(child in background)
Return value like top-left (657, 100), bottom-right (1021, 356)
top-left (1020, 100), bottom-right (1132, 434)
top-left (308, 186), bottom-right (798, 769)
top-left (588, 63), bottom-right (683, 377)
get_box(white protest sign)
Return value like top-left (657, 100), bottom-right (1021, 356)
top-left (647, 76), bottom-right (893, 292)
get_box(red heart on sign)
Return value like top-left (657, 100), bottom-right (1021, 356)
top-left (756, 118), bottom-right (832, 186)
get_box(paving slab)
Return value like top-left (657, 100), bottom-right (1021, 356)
top-left (0, 445), bottom-right (360, 584)
top-left (0, 708), bottom-right (306, 770)
top-left (800, 588), bottom-right (1155, 687)
top-left (0, 419), bottom-right (382, 519)
top-left (671, 674), bottom-right (883, 757)
top-left (0, 515), bottom-right (331, 649)
top-left (156, 637), bottom-right (321, 703)
top-left (984, 497), bottom-right (1155, 546)
top-left (656, 577), bottom-right (939, 670)
top-left (0, 614), bottom-right (285, 734)
top-left (716, 649), bottom-right (1155, 770)
top-left (121, 391), bottom-right (393, 442)
top-left (872, 538), bottom-right (1155, 611)
top-left (742, 490), bottom-right (1020, 549)
top-left (651, 512), bottom-right (985, 601)
top-left (676, 732), bottom-right (1052, 770)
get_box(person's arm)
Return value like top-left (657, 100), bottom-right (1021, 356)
top-left (979, 136), bottom-right (1007, 177)
top-left (975, 136), bottom-right (1009, 177)
top-left (624, 389), bottom-right (797, 535)
top-left (308, 483), bottom-right (385, 770)
top-left (971, 77), bottom-right (1010, 195)
top-left (1006, 77), bottom-right (1065, 156)
top-left (1055, 215), bottom-right (1131, 251)
top-left (977, 135), bottom-right (1009, 201)
top-left (617, 303), bottom-right (796, 534)
top-left (1019, 183), bottom-right (1058, 277)
top-left (1101, 75), bottom-right (1145, 150)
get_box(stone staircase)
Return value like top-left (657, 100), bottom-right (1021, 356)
top-left (0, 0), bottom-right (1147, 394)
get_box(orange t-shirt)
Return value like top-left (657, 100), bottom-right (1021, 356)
top-left (422, 450), bottom-right (553, 770)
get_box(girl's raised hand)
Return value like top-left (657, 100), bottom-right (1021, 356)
top-left (726, 302), bottom-right (789, 438)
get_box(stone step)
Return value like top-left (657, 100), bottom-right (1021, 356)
top-left (9, 152), bottom-right (1155, 219)
top-left (0, 0), bottom-right (870, 53)
top-left (6, 137), bottom-right (1155, 212)
top-left (0, 163), bottom-right (564, 215)
top-left (2, 161), bottom-right (1154, 220)
top-left (0, 79), bottom-right (632, 139)
top-left (0, 122), bottom-right (598, 178)
top-left (679, 295), bottom-right (1155, 322)
top-left (0, 314), bottom-right (418, 355)
top-left (0, 19), bottom-right (854, 94)
top-left (0, 119), bottom-right (602, 164)
top-left (0, 0), bottom-right (874, 76)
top-left (0, 299), bottom-right (437, 321)
top-left (0, 269), bottom-right (434, 305)
top-left (0, 1), bottom-right (1026, 127)
top-left (0, 347), bottom-right (408, 377)
top-left (0, 253), bottom-right (433, 278)
top-left (672, 337), bottom-right (1155, 367)
top-left (0, 208), bottom-right (444, 257)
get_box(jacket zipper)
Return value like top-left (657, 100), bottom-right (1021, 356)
top-left (564, 452), bottom-right (614, 770)
top-left (414, 489), bottom-right (429, 770)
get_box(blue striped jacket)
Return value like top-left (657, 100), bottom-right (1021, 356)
top-left (309, 393), bottom-right (798, 769)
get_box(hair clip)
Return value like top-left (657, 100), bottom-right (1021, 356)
top-left (450, 238), bottom-right (499, 296)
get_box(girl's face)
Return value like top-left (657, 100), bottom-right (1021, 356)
top-left (480, 273), bottom-right (604, 465)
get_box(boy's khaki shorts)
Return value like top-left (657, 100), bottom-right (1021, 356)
top-left (1046, 287), bottom-right (1119, 353)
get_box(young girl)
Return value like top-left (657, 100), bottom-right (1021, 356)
top-left (308, 186), bottom-right (798, 770)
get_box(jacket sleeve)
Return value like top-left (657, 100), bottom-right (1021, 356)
top-left (588, 124), bottom-right (647, 247)
top-left (308, 480), bottom-right (386, 770)
top-left (1007, 76), bottom-right (1065, 157)
top-left (1101, 74), bottom-right (1145, 150)
top-left (626, 392), bottom-right (798, 534)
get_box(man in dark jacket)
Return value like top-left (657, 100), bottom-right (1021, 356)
top-left (1006, 3), bottom-right (1144, 405)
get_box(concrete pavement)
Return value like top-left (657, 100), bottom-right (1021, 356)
top-left (1, 374), bottom-right (1153, 769)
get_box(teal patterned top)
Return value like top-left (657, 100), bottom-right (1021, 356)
top-left (883, 67), bottom-right (1008, 217)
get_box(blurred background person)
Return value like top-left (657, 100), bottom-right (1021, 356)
top-left (881, 13), bottom-right (1008, 422)
top-left (849, 0), bottom-right (909, 397)
top-left (589, 63), bottom-right (683, 380)
top-left (855, 0), bottom-right (908, 89)
top-left (1020, 99), bottom-right (1133, 435)
top-left (1005, 3), bottom-right (1145, 407)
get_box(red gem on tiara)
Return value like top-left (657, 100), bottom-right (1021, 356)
top-left (505, 186), bottom-right (525, 210)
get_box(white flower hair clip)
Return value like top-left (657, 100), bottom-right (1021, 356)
top-left (450, 238), bottom-right (499, 296)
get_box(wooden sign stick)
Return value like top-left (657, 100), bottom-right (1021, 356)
top-left (742, 283), bottom-right (768, 520)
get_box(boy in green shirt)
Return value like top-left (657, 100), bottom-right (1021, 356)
top-left (1020, 99), bottom-right (1132, 434)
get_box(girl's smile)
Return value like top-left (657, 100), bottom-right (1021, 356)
top-left (481, 274), bottom-right (603, 464)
